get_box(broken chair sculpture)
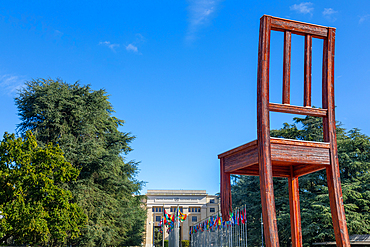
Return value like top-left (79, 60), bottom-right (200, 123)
top-left (219, 15), bottom-right (350, 247)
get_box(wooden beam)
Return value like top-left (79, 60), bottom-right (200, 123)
top-left (257, 15), bottom-right (280, 247)
top-left (220, 157), bottom-right (232, 221)
top-left (283, 30), bottom-right (291, 104)
top-left (322, 28), bottom-right (351, 247)
top-left (304, 34), bottom-right (312, 107)
top-left (289, 167), bottom-right (302, 247)
top-left (294, 164), bottom-right (326, 177)
top-left (269, 16), bottom-right (328, 38)
top-left (271, 141), bottom-right (330, 166)
top-left (269, 103), bottom-right (327, 117)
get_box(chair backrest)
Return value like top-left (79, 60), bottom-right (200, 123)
top-left (257, 15), bottom-right (336, 145)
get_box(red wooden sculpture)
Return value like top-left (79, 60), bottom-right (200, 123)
top-left (219, 15), bottom-right (350, 247)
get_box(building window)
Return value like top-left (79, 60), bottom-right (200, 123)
top-left (210, 199), bottom-right (215, 203)
top-left (156, 216), bottom-right (161, 222)
top-left (192, 216), bottom-right (197, 222)
top-left (152, 207), bottom-right (162, 213)
top-left (189, 207), bottom-right (200, 213)
top-left (170, 207), bottom-right (182, 213)
top-left (210, 208), bottom-right (215, 213)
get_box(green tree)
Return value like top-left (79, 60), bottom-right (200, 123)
top-left (0, 131), bottom-right (86, 246)
top-left (154, 227), bottom-right (163, 247)
top-left (232, 116), bottom-right (370, 246)
top-left (15, 78), bottom-right (146, 246)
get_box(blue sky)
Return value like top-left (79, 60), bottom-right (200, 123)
top-left (0, 0), bottom-right (370, 195)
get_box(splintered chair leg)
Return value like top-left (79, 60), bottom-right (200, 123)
top-left (288, 167), bottom-right (302, 247)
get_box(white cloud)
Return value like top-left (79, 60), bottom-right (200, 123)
top-left (99, 35), bottom-right (143, 54)
top-left (125, 44), bottom-right (138, 53)
top-left (290, 2), bottom-right (314, 15)
top-left (322, 8), bottom-right (337, 16)
top-left (359, 14), bottom-right (370, 24)
top-left (186, 0), bottom-right (222, 42)
top-left (322, 8), bottom-right (338, 21)
top-left (99, 41), bottom-right (120, 52)
top-left (0, 74), bottom-right (25, 95)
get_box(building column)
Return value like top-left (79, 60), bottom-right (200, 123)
top-left (182, 206), bottom-right (190, 241)
top-left (146, 207), bottom-right (153, 247)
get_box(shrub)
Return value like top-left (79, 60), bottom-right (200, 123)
top-left (181, 240), bottom-right (190, 247)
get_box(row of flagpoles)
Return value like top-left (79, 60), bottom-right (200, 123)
top-left (190, 205), bottom-right (247, 234)
top-left (190, 205), bottom-right (248, 247)
top-left (159, 206), bottom-right (187, 234)
top-left (155, 205), bottom-right (249, 247)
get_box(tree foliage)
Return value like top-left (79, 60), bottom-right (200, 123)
top-left (15, 78), bottom-right (146, 246)
top-left (0, 131), bottom-right (86, 246)
top-left (232, 116), bottom-right (370, 246)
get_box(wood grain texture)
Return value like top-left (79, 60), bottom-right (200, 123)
top-left (220, 157), bottom-right (232, 221)
top-left (269, 103), bottom-right (327, 117)
top-left (270, 16), bottom-right (328, 38)
top-left (304, 34), bottom-right (312, 107)
top-left (218, 140), bottom-right (257, 158)
top-left (257, 15), bottom-right (280, 247)
top-left (270, 138), bottom-right (330, 148)
top-left (283, 30), bottom-right (291, 104)
top-left (220, 138), bottom-right (330, 173)
top-left (270, 141), bottom-right (330, 166)
top-left (294, 164), bottom-right (326, 177)
top-left (322, 28), bottom-right (351, 246)
top-left (233, 164), bottom-right (290, 178)
top-left (289, 167), bottom-right (302, 247)
top-left (224, 145), bottom-right (258, 172)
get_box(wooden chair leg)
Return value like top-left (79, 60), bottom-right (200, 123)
top-left (288, 167), bottom-right (302, 247)
top-left (259, 163), bottom-right (280, 247)
top-left (326, 165), bottom-right (351, 246)
top-left (322, 27), bottom-right (351, 247)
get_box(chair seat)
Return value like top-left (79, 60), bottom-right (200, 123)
top-left (218, 138), bottom-right (330, 178)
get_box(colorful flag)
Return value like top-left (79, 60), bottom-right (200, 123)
top-left (237, 210), bottom-right (240, 225)
top-left (179, 211), bottom-right (187, 221)
top-left (241, 209), bottom-right (244, 224)
top-left (244, 207), bottom-right (247, 224)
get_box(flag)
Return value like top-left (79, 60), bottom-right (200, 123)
top-left (244, 207), bottom-right (247, 224)
top-left (241, 209), bottom-right (244, 224)
top-left (179, 211), bottom-right (187, 222)
top-left (237, 210), bottom-right (240, 225)
top-left (164, 209), bottom-right (172, 226)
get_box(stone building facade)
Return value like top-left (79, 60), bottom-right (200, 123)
top-left (144, 190), bottom-right (219, 247)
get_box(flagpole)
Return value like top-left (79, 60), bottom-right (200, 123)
top-left (261, 212), bottom-right (264, 247)
top-left (162, 204), bottom-right (165, 247)
top-left (245, 205), bottom-right (247, 247)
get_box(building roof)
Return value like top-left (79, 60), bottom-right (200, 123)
top-left (146, 190), bottom-right (208, 196)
